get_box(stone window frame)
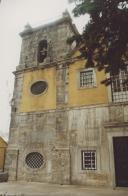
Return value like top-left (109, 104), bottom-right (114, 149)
top-left (77, 147), bottom-right (100, 174)
top-left (25, 152), bottom-right (44, 169)
top-left (37, 39), bottom-right (48, 63)
top-left (78, 68), bottom-right (97, 89)
top-left (24, 149), bottom-right (46, 171)
top-left (29, 80), bottom-right (48, 96)
top-left (81, 150), bottom-right (97, 170)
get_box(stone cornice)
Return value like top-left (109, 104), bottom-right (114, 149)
top-left (13, 56), bottom-right (84, 75)
top-left (104, 122), bottom-right (128, 128)
top-left (20, 15), bottom-right (79, 37)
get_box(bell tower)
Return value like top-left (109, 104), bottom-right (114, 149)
top-left (5, 12), bottom-right (78, 184)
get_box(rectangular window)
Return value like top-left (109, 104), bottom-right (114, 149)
top-left (81, 150), bottom-right (96, 170)
top-left (80, 69), bottom-right (95, 88)
top-left (111, 68), bottom-right (128, 102)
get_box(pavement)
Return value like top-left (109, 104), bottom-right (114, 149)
top-left (0, 182), bottom-right (127, 196)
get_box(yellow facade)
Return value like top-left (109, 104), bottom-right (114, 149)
top-left (20, 68), bottom-right (56, 112)
top-left (20, 57), bottom-right (109, 112)
top-left (68, 59), bottom-right (109, 107)
top-left (0, 137), bottom-right (7, 171)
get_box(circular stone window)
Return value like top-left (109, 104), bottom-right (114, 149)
top-left (25, 152), bottom-right (44, 168)
top-left (30, 81), bottom-right (48, 95)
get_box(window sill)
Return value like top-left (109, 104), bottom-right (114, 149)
top-left (78, 85), bottom-right (97, 90)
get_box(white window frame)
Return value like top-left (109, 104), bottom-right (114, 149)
top-left (111, 68), bottom-right (128, 103)
top-left (81, 150), bottom-right (97, 170)
top-left (79, 68), bottom-right (96, 89)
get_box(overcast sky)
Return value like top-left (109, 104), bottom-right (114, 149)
top-left (0, 0), bottom-right (89, 141)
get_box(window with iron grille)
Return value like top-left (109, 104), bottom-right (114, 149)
top-left (25, 152), bottom-right (44, 169)
top-left (111, 67), bottom-right (128, 102)
top-left (80, 69), bottom-right (95, 88)
top-left (81, 150), bottom-right (96, 170)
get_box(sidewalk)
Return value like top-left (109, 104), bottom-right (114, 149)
top-left (0, 182), bottom-right (127, 196)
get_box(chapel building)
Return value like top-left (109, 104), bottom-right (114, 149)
top-left (5, 12), bottom-right (128, 187)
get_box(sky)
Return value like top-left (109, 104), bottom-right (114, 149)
top-left (0, 0), bottom-right (89, 141)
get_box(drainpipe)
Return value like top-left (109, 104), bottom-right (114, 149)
top-left (69, 147), bottom-right (72, 184)
top-left (3, 147), bottom-right (6, 172)
top-left (15, 150), bottom-right (19, 181)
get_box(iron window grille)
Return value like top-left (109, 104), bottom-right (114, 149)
top-left (81, 150), bottom-right (96, 170)
top-left (111, 68), bottom-right (128, 102)
top-left (25, 152), bottom-right (44, 169)
top-left (80, 69), bottom-right (95, 88)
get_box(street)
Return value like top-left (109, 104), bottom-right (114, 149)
top-left (0, 182), bottom-right (127, 196)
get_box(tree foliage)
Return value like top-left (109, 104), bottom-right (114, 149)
top-left (69, 0), bottom-right (128, 84)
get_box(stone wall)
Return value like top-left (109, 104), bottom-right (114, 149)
top-left (5, 110), bottom-right (70, 184)
top-left (18, 18), bottom-right (75, 70)
top-left (5, 13), bottom-right (128, 187)
top-left (5, 103), bottom-right (128, 185)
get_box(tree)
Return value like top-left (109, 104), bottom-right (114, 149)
top-left (68, 0), bottom-right (128, 85)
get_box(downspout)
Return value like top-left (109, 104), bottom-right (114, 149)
top-left (15, 149), bottom-right (19, 181)
top-left (69, 147), bottom-right (72, 184)
top-left (3, 147), bottom-right (6, 172)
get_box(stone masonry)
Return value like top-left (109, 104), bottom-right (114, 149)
top-left (5, 11), bottom-right (128, 188)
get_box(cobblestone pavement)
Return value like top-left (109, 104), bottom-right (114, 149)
top-left (0, 182), bottom-right (127, 196)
